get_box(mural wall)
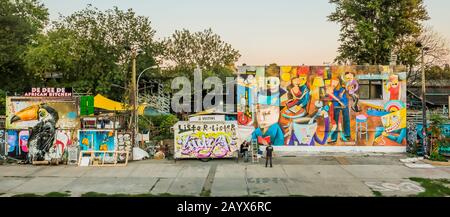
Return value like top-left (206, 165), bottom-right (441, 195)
top-left (5, 97), bottom-right (79, 161)
top-left (174, 121), bottom-right (238, 159)
top-left (5, 129), bottom-right (74, 160)
top-left (237, 65), bottom-right (407, 147)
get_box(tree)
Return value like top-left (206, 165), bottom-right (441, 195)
top-left (399, 26), bottom-right (450, 85)
top-left (25, 5), bottom-right (164, 102)
top-left (328, 0), bottom-right (429, 65)
top-left (0, 0), bottom-right (48, 110)
top-left (163, 28), bottom-right (240, 78)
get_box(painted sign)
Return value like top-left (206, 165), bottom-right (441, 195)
top-left (237, 65), bottom-right (407, 147)
top-left (174, 121), bottom-right (238, 159)
top-left (189, 115), bottom-right (225, 122)
top-left (23, 87), bottom-right (72, 97)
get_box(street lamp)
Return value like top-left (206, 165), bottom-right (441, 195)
top-left (136, 65), bottom-right (158, 141)
top-left (416, 42), bottom-right (430, 157)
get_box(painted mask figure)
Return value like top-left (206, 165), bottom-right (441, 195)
top-left (374, 108), bottom-right (407, 145)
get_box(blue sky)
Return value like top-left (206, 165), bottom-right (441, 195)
top-left (42, 0), bottom-right (450, 65)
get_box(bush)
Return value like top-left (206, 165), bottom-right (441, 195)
top-left (144, 114), bottom-right (178, 140)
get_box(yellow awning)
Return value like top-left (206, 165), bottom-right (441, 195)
top-left (94, 94), bottom-right (147, 115)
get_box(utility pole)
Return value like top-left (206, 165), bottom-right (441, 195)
top-left (417, 43), bottom-right (430, 157)
top-left (131, 48), bottom-right (137, 148)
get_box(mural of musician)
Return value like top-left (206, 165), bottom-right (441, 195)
top-left (237, 65), bottom-right (407, 148)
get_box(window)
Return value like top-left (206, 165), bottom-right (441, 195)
top-left (359, 80), bottom-right (383, 100)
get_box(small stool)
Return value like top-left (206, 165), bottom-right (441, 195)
top-left (356, 114), bottom-right (368, 142)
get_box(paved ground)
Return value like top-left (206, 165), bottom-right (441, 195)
top-left (0, 153), bottom-right (449, 197)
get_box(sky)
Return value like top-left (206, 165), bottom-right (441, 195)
top-left (41, 0), bottom-right (450, 65)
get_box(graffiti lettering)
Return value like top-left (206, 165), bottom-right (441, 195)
top-left (178, 134), bottom-right (235, 158)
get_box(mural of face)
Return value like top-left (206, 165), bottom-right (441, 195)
top-left (381, 109), bottom-right (406, 133)
top-left (389, 75), bottom-right (399, 88)
top-left (344, 72), bottom-right (355, 82)
top-left (264, 77), bottom-right (280, 94)
top-left (255, 104), bottom-right (280, 130)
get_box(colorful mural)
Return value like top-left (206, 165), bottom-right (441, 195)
top-left (5, 129), bottom-right (73, 160)
top-left (78, 130), bottom-right (116, 152)
top-left (6, 130), bottom-right (29, 159)
top-left (5, 97), bottom-right (79, 162)
top-left (238, 65), bottom-right (407, 147)
top-left (174, 121), bottom-right (238, 159)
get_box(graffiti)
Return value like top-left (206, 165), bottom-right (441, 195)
top-left (407, 122), bottom-right (417, 153)
top-left (365, 182), bottom-right (424, 193)
top-left (237, 65), bottom-right (407, 147)
top-left (174, 121), bottom-right (238, 159)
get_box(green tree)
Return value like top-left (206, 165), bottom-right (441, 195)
top-left (163, 28), bottom-right (240, 79)
top-left (25, 5), bottom-right (164, 102)
top-left (164, 28), bottom-right (240, 69)
top-left (400, 27), bottom-right (450, 85)
top-left (0, 0), bottom-right (49, 114)
top-left (328, 0), bottom-right (429, 65)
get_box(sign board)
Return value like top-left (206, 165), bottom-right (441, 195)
top-left (174, 121), bottom-right (238, 159)
top-left (189, 115), bottom-right (225, 122)
top-left (23, 87), bottom-right (72, 97)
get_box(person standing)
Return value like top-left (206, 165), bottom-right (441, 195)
top-left (242, 141), bottom-right (249, 162)
top-left (265, 144), bottom-right (273, 168)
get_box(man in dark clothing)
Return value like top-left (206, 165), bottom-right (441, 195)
top-left (242, 142), bottom-right (249, 162)
top-left (265, 144), bottom-right (273, 167)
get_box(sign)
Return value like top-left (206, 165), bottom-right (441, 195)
top-left (24, 87), bottom-right (72, 97)
top-left (189, 115), bottom-right (225, 122)
top-left (174, 121), bottom-right (238, 159)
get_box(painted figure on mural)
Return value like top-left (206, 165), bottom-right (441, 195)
top-left (386, 74), bottom-right (401, 101)
top-left (251, 103), bottom-right (284, 146)
top-left (329, 79), bottom-right (351, 143)
top-left (285, 68), bottom-right (310, 115)
top-left (279, 67), bottom-right (311, 145)
top-left (374, 106), bottom-right (407, 145)
top-left (250, 64), bottom-right (284, 146)
top-left (344, 72), bottom-right (361, 112)
top-left (237, 73), bottom-right (257, 126)
top-left (258, 64), bottom-right (280, 106)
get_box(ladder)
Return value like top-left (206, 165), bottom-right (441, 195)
top-left (251, 140), bottom-right (259, 163)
